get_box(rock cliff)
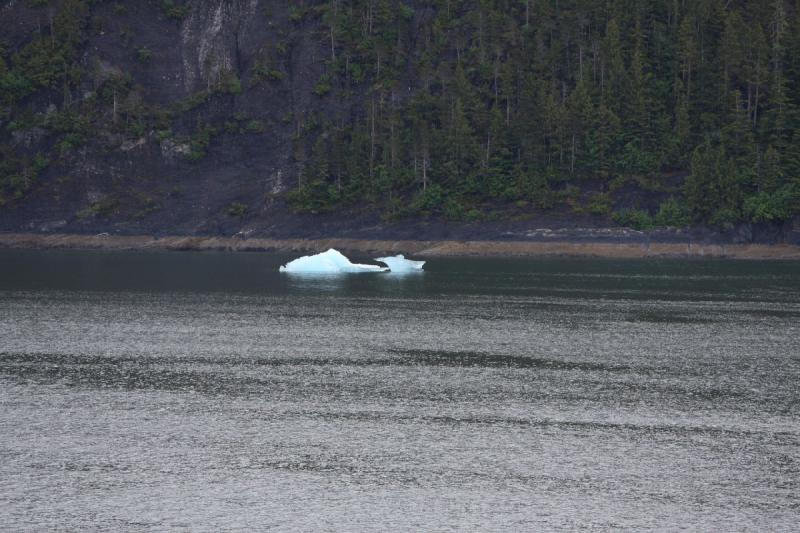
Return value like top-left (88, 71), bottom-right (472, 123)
top-left (0, 0), bottom-right (336, 236)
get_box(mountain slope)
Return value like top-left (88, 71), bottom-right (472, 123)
top-left (1, 1), bottom-right (799, 242)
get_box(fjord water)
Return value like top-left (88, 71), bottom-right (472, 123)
top-left (1, 250), bottom-right (798, 531)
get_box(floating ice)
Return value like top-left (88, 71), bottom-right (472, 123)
top-left (374, 254), bottom-right (426, 273)
top-left (279, 248), bottom-right (388, 274)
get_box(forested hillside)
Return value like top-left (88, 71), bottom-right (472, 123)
top-left (2, 0), bottom-right (800, 238)
top-left (290, 0), bottom-right (800, 229)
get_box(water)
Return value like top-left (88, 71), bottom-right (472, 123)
top-left (0, 249), bottom-right (798, 531)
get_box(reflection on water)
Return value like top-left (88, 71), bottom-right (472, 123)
top-left (283, 270), bottom-right (426, 294)
top-left (282, 272), bottom-right (355, 292)
top-left (0, 249), bottom-right (799, 530)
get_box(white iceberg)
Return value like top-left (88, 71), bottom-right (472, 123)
top-left (374, 254), bottom-right (425, 273)
top-left (279, 248), bottom-right (388, 274)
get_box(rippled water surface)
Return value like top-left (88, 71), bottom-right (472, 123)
top-left (1, 249), bottom-right (799, 531)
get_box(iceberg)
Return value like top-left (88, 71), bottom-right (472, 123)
top-left (279, 248), bottom-right (388, 274)
top-left (374, 254), bottom-right (425, 273)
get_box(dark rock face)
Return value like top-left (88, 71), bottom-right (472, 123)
top-left (0, 1), bottom-right (331, 237)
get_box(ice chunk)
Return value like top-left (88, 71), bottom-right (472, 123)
top-left (374, 254), bottom-right (425, 273)
top-left (279, 249), bottom-right (388, 274)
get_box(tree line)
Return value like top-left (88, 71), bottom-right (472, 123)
top-left (289, 0), bottom-right (800, 227)
top-left (1, 0), bottom-right (799, 229)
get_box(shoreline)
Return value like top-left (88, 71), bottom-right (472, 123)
top-left (1, 232), bottom-right (800, 260)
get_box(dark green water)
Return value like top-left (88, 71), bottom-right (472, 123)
top-left (0, 249), bottom-right (798, 530)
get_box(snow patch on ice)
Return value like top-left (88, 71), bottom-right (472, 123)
top-left (374, 254), bottom-right (425, 273)
top-left (279, 249), bottom-right (388, 274)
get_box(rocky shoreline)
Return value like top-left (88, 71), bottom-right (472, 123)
top-left (1, 232), bottom-right (799, 260)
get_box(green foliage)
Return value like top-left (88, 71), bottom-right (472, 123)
top-left (617, 142), bottom-right (660, 177)
top-left (136, 47), bottom-right (153, 63)
top-left (186, 126), bottom-right (218, 161)
top-left (398, 5), bottom-right (414, 21)
top-left (13, 37), bottom-right (69, 90)
top-left (160, 0), bottom-right (187, 20)
top-left (709, 208), bottom-right (741, 230)
top-left (0, 70), bottom-right (33, 103)
top-left (654, 198), bottom-right (691, 228)
top-left (251, 42), bottom-right (287, 87)
top-left (171, 74), bottom-right (242, 114)
top-left (743, 186), bottom-right (800, 223)
top-left (77, 196), bottom-right (119, 219)
top-left (175, 90), bottom-right (210, 113)
top-left (685, 141), bottom-right (744, 223)
top-left (587, 193), bottom-right (612, 216)
top-left (313, 75), bottom-right (331, 96)
top-left (409, 185), bottom-right (445, 215)
top-left (0, 0), bottom-right (89, 107)
top-left (226, 202), bottom-right (247, 217)
top-left (225, 75), bottom-right (242, 95)
top-left (32, 153), bottom-right (49, 174)
top-left (244, 120), bottom-right (265, 133)
top-left (55, 133), bottom-right (79, 155)
top-left (281, 0), bottom-right (800, 227)
top-left (288, 7), bottom-right (306, 23)
top-left (251, 63), bottom-right (285, 85)
top-left (612, 209), bottom-right (654, 231)
top-left (0, 145), bottom-right (47, 201)
top-left (443, 197), bottom-right (468, 220)
top-left (43, 109), bottom-right (91, 156)
top-left (285, 179), bottom-right (341, 213)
